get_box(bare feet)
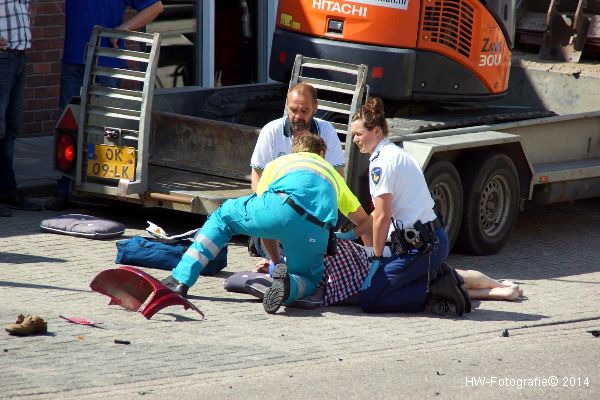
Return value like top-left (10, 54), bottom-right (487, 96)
top-left (498, 280), bottom-right (524, 298)
top-left (492, 286), bottom-right (520, 301)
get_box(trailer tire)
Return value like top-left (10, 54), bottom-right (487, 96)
top-left (456, 151), bottom-right (520, 255)
top-left (425, 160), bottom-right (463, 250)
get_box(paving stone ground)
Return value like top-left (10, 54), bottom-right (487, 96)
top-left (1, 198), bottom-right (599, 399)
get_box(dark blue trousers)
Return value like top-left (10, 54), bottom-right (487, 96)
top-left (0, 51), bottom-right (26, 193)
top-left (359, 227), bottom-right (449, 313)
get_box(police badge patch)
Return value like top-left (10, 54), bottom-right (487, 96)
top-left (371, 167), bottom-right (382, 185)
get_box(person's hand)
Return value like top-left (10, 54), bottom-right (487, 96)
top-left (254, 256), bottom-right (285, 274)
top-left (110, 37), bottom-right (120, 48)
top-left (110, 25), bottom-right (124, 48)
top-left (254, 258), bottom-right (270, 273)
top-left (361, 259), bottom-right (382, 290)
top-left (0, 36), bottom-right (8, 50)
top-left (335, 228), bottom-right (356, 241)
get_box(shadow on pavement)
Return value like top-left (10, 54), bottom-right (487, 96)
top-left (186, 294), bottom-right (259, 304)
top-left (153, 312), bottom-right (205, 322)
top-left (279, 302), bottom-right (547, 323)
top-left (0, 252), bottom-right (67, 264)
top-left (460, 307), bottom-right (547, 322)
top-left (0, 280), bottom-right (89, 293)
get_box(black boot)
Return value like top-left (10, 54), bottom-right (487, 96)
top-left (161, 275), bottom-right (189, 297)
top-left (440, 262), bottom-right (472, 313)
top-left (263, 263), bottom-right (290, 314)
top-left (429, 271), bottom-right (466, 317)
top-left (0, 190), bottom-right (42, 211)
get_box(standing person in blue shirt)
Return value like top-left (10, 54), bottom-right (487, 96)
top-left (162, 134), bottom-right (370, 314)
top-left (347, 97), bottom-right (467, 316)
top-left (45, 0), bottom-right (163, 211)
top-left (0, 0), bottom-right (43, 217)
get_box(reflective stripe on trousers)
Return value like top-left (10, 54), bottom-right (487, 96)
top-left (172, 191), bottom-right (329, 303)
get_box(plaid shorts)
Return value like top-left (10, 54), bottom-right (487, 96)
top-left (321, 239), bottom-right (369, 306)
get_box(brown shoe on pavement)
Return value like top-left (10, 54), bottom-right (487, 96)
top-left (5, 314), bottom-right (48, 336)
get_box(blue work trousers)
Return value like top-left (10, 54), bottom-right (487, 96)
top-left (359, 227), bottom-right (449, 313)
top-left (172, 191), bottom-right (330, 303)
top-left (0, 51), bottom-right (26, 193)
top-left (59, 62), bottom-right (120, 114)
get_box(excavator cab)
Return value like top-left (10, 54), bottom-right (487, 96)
top-left (269, 0), bottom-right (515, 101)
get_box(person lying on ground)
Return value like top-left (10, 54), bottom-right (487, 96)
top-left (252, 240), bottom-right (524, 307)
top-left (241, 98), bottom-right (472, 315)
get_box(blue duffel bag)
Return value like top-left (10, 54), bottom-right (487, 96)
top-left (115, 236), bottom-right (227, 276)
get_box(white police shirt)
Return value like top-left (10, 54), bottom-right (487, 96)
top-left (250, 116), bottom-right (345, 170)
top-left (369, 138), bottom-right (437, 236)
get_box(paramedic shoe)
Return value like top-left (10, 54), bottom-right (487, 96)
top-left (44, 192), bottom-right (70, 211)
top-left (0, 205), bottom-right (10, 217)
top-left (5, 314), bottom-right (47, 336)
top-left (429, 271), bottom-right (465, 317)
top-left (263, 263), bottom-right (290, 314)
top-left (161, 275), bottom-right (189, 298)
top-left (0, 190), bottom-right (43, 211)
top-left (440, 262), bottom-right (471, 313)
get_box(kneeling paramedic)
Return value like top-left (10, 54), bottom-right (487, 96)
top-left (162, 134), bottom-right (369, 314)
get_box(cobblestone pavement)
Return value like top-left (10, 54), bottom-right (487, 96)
top-left (1, 198), bottom-right (599, 399)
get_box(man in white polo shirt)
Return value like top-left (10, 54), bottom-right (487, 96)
top-left (250, 82), bottom-right (345, 190)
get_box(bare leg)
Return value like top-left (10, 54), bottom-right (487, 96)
top-left (467, 286), bottom-right (520, 301)
top-left (456, 269), bottom-right (523, 300)
top-left (456, 269), bottom-right (504, 290)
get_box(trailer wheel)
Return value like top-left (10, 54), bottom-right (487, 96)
top-left (456, 151), bottom-right (520, 255)
top-left (425, 160), bottom-right (463, 250)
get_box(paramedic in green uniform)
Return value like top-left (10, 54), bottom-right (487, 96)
top-left (163, 135), bottom-right (369, 313)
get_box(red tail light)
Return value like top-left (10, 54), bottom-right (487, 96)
top-left (279, 51), bottom-right (287, 64)
top-left (56, 134), bottom-right (75, 172)
top-left (372, 67), bottom-right (383, 79)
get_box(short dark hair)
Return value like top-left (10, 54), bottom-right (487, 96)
top-left (291, 133), bottom-right (327, 155)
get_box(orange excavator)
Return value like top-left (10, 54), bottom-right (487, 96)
top-left (269, 0), bottom-right (514, 101)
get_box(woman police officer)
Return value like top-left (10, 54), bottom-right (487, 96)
top-left (339, 97), bottom-right (467, 315)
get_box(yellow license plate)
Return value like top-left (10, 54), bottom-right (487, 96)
top-left (86, 144), bottom-right (136, 181)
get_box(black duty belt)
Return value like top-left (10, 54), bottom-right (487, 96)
top-left (387, 217), bottom-right (443, 256)
top-left (0, 48), bottom-right (26, 56)
top-left (277, 192), bottom-right (328, 229)
top-left (430, 218), bottom-right (442, 230)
